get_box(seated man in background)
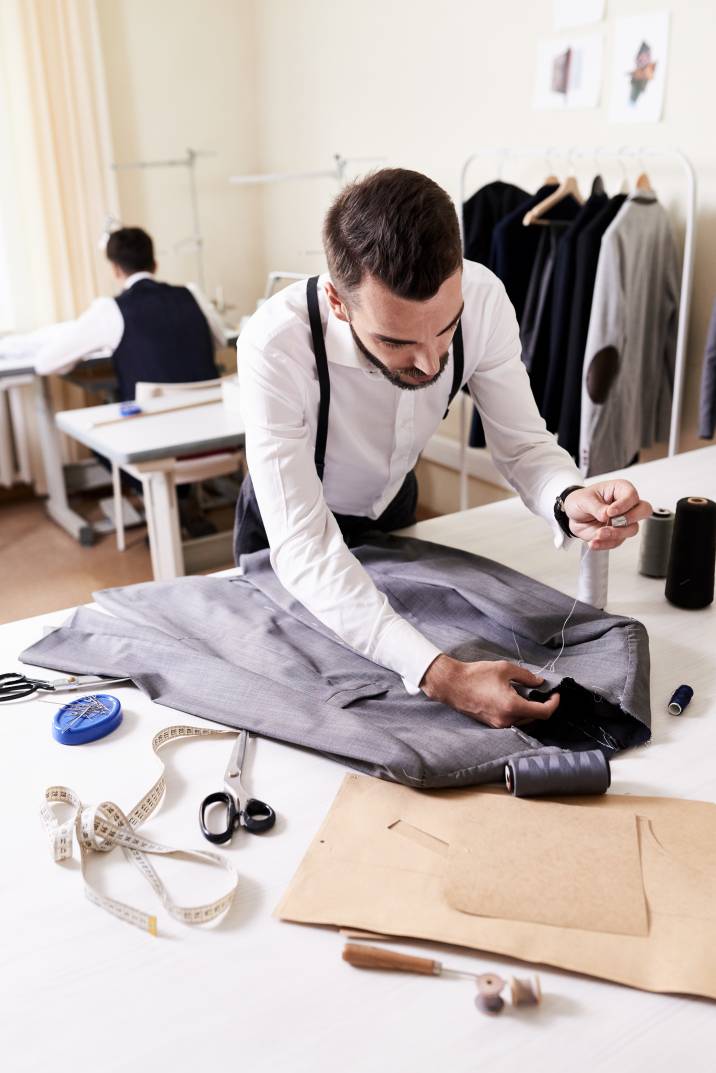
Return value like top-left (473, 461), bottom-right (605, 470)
top-left (1, 227), bottom-right (226, 535)
top-left (14, 226), bottom-right (223, 397)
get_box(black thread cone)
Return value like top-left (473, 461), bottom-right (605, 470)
top-left (665, 497), bottom-right (716, 609)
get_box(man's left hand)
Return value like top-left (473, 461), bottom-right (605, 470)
top-left (564, 480), bottom-right (652, 551)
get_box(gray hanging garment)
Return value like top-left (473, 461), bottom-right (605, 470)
top-left (20, 537), bottom-right (651, 789)
top-left (580, 191), bottom-right (679, 477)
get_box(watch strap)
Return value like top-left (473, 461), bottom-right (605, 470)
top-left (554, 485), bottom-right (584, 538)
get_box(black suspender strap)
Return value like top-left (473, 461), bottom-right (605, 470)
top-left (307, 276), bottom-right (463, 466)
top-left (306, 275), bottom-right (331, 481)
top-left (443, 320), bottom-right (464, 419)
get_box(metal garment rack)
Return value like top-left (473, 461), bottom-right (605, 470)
top-left (456, 145), bottom-right (697, 512)
top-left (111, 148), bottom-right (214, 290)
top-left (229, 153), bottom-right (385, 188)
top-left (229, 153), bottom-right (386, 315)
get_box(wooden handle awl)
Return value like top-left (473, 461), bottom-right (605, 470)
top-left (342, 943), bottom-right (439, 976)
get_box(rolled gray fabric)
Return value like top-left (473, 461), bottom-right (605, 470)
top-left (505, 749), bottom-right (611, 797)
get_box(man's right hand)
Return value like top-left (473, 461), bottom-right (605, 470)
top-left (420, 653), bottom-right (560, 728)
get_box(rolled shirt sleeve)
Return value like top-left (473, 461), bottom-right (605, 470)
top-left (33, 298), bottom-right (124, 376)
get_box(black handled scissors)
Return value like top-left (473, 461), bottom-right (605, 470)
top-left (199, 729), bottom-right (276, 844)
top-left (0, 672), bottom-right (131, 702)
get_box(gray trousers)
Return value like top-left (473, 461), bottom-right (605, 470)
top-left (21, 537), bottom-right (651, 788)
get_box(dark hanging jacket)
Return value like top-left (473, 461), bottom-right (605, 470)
top-left (540, 191), bottom-right (609, 431)
top-left (557, 194), bottom-right (628, 459)
top-left (519, 194), bottom-right (581, 412)
top-left (462, 180), bottom-right (530, 266)
top-left (469, 186), bottom-right (579, 447)
top-left (462, 181), bottom-right (532, 448)
top-left (489, 184), bottom-right (561, 322)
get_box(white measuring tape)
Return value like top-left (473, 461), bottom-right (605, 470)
top-left (41, 724), bottom-right (241, 935)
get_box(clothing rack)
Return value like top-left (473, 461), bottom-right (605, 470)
top-left (111, 148), bottom-right (215, 290)
top-left (455, 145), bottom-right (697, 512)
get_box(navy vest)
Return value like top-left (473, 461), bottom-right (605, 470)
top-left (112, 279), bottom-right (218, 401)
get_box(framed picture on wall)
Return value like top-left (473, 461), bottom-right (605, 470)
top-left (533, 33), bottom-right (604, 110)
top-left (608, 11), bottom-right (670, 123)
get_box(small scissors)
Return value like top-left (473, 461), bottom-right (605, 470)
top-left (199, 729), bottom-right (276, 844)
top-left (0, 672), bottom-right (131, 703)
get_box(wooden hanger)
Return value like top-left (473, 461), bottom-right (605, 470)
top-left (635, 171), bottom-right (654, 193)
top-left (523, 173), bottom-right (584, 226)
top-left (634, 147), bottom-right (654, 193)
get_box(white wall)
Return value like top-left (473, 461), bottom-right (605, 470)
top-left (94, 0), bottom-right (716, 486)
top-left (96, 0), bottom-right (263, 319)
top-left (250, 0), bottom-right (716, 456)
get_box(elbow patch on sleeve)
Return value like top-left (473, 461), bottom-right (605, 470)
top-left (587, 346), bottom-right (619, 404)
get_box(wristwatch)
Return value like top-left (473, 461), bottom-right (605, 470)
top-left (554, 485), bottom-right (584, 538)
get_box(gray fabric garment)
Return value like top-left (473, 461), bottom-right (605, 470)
top-left (580, 192), bottom-right (679, 477)
top-left (20, 537), bottom-right (651, 789)
top-left (699, 297), bottom-right (716, 440)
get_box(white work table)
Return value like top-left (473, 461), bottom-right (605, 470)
top-left (0, 351), bottom-right (71, 379)
top-left (55, 392), bottom-right (245, 578)
top-left (55, 390), bottom-right (244, 465)
top-left (3, 448), bottom-right (716, 1073)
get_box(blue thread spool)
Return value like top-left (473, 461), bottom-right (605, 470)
top-left (667, 685), bottom-right (694, 716)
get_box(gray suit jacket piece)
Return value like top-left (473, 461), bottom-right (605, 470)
top-left (580, 192), bottom-right (679, 476)
top-left (20, 537), bottom-right (651, 789)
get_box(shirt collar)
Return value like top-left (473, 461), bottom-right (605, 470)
top-left (123, 271), bottom-right (156, 291)
top-left (319, 273), bottom-right (380, 373)
top-left (627, 188), bottom-right (657, 205)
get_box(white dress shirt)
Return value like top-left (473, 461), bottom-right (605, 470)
top-left (239, 259), bottom-right (583, 693)
top-left (0, 272), bottom-right (228, 376)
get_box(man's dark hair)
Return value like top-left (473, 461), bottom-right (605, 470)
top-left (322, 168), bottom-right (462, 302)
top-left (106, 227), bottom-right (155, 274)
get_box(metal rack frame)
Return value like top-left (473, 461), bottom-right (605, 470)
top-left (228, 153), bottom-right (385, 189)
top-left (111, 148), bottom-right (214, 290)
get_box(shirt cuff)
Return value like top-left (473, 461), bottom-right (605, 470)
top-left (536, 468), bottom-right (584, 551)
top-left (371, 614), bottom-right (442, 696)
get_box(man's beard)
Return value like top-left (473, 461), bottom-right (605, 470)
top-left (349, 323), bottom-right (449, 391)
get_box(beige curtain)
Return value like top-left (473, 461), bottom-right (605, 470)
top-left (0, 0), bottom-right (119, 482)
